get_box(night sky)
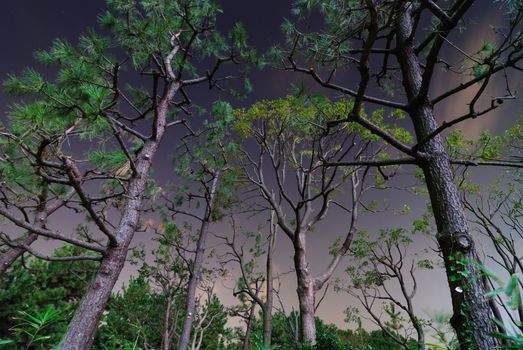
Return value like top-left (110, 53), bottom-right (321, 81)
top-left (1, 0), bottom-right (521, 329)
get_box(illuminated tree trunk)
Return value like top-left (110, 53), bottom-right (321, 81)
top-left (395, 4), bottom-right (499, 348)
top-left (294, 238), bottom-right (316, 345)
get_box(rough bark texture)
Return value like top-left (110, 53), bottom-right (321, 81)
top-left (59, 82), bottom-right (176, 350)
top-left (59, 241), bottom-right (131, 349)
top-left (178, 174), bottom-right (220, 350)
top-left (395, 3), bottom-right (499, 348)
top-left (422, 151), bottom-right (498, 349)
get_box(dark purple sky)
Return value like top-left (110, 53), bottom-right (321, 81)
top-left (1, 0), bottom-right (521, 329)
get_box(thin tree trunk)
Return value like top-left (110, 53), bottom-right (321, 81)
top-left (263, 210), bottom-right (276, 348)
top-left (163, 294), bottom-right (174, 350)
top-left (242, 302), bottom-right (257, 350)
top-left (423, 153), bottom-right (498, 349)
top-left (395, 4), bottom-right (499, 348)
top-left (178, 172), bottom-right (220, 350)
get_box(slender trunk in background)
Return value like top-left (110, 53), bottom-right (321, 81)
top-left (178, 172), bottom-right (220, 350)
top-left (242, 301), bottom-right (257, 350)
top-left (0, 234), bottom-right (37, 273)
top-left (263, 210), bottom-right (276, 348)
top-left (162, 294), bottom-right (174, 350)
top-left (395, 4), bottom-right (499, 348)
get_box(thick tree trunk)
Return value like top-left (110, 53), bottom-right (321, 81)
top-left (422, 145), bottom-right (498, 349)
top-left (178, 173), bottom-right (220, 350)
top-left (394, 3), bottom-right (499, 348)
top-left (0, 233), bottom-right (37, 274)
top-left (0, 186), bottom-right (72, 273)
top-left (59, 241), bottom-right (131, 349)
top-left (294, 238), bottom-right (316, 346)
top-left (58, 76), bottom-right (177, 349)
top-left (59, 151), bottom-right (155, 349)
top-left (297, 277), bottom-right (316, 346)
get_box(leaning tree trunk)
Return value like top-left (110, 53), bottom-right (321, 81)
top-left (178, 173), bottom-right (220, 350)
top-left (294, 236), bottom-right (316, 346)
top-left (59, 82), bottom-right (176, 350)
top-left (394, 4), bottom-right (499, 348)
top-left (59, 143), bottom-right (158, 349)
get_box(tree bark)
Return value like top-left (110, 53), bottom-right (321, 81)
top-left (294, 237), bottom-right (316, 346)
top-left (422, 149), bottom-right (498, 349)
top-left (178, 173), bottom-right (220, 350)
top-left (395, 3), bottom-right (499, 348)
top-left (59, 80), bottom-right (177, 349)
top-left (59, 240), bottom-right (131, 349)
top-left (297, 277), bottom-right (316, 346)
top-left (242, 302), bottom-right (257, 350)
top-left (59, 145), bottom-right (157, 349)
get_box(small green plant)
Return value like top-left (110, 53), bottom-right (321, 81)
top-left (485, 272), bottom-right (523, 350)
top-left (481, 268), bottom-right (523, 349)
top-left (8, 305), bottom-right (61, 350)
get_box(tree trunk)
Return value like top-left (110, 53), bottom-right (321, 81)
top-left (242, 302), bottom-right (257, 350)
top-left (294, 237), bottom-right (316, 346)
top-left (422, 148), bottom-right (498, 349)
top-left (394, 4), bottom-right (499, 348)
top-left (59, 241), bottom-right (131, 349)
top-left (263, 211), bottom-right (276, 348)
top-left (178, 173), bottom-right (220, 350)
top-left (59, 152), bottom-right (155, 349)
top-left (162, 294), bottom-right (174, 350)
top-left (297, 277), bottom-right (316, 346)
top-left (58, 77), bottom-right (177, 349)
